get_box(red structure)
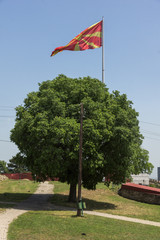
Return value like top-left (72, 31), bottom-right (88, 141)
top-left (119, 183), bottom-right (160, 205)
top-left (2, 173), bottom-right (59, 181)
top-left (121, 183), bottom-right (160, 195)
top-left (2, 173), bottom-right (33, 180)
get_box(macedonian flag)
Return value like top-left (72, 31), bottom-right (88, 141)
top-left (51, 20), bottom-right (102, 57)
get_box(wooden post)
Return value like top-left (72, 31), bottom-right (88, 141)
top-left (77, 103), bottom-right (83, 216)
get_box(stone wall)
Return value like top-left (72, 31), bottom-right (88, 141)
top-left (119, 183), bottom-right (160, 205)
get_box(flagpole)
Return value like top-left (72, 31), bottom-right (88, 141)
top-left (102, 17), bottom-right (105, 83)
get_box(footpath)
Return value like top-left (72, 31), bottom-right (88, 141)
top-left (0, 181), bottom-right (160, 240)
top-left (0, 181), bottom-right (53, 240)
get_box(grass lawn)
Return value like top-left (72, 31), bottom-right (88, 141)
top-left (51, 181), bottom-right (160, 222)
top-left (0, 179), bottom-right (39, 212)
top-left (8, 211), bottom-right (160, 240)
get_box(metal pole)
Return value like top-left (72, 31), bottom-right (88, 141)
top-left (102, 17), bottom-right (105, 83)
top-left (77, 103), bottom-right (83, 216)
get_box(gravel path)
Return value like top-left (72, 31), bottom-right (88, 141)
top-left (84, 210), bottom-right (160, 227)
top-left (0, 182), bottom-right (160, 240)
top-left (0, 181), bottom-right (54, 240)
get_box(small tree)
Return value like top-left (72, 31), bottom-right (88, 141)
top-left (8, 153), bottom-right (29, 173)
top-left (0, 160), bottom-right (9, 173)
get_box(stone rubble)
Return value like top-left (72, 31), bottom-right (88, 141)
top-left (0, 175), bottom-right (8, 182)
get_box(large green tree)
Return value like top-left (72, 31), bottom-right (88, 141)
top-left (10, 75), bottom-right (153, 201)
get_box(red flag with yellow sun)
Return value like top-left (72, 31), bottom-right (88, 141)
top-left (51, 20), bottom-right (102, 57)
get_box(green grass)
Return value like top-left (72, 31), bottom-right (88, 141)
top-left (52, 181), bottom-right (69, 194)
top-left (7, 181), bottom-right (160, 239)
top-left (8, 211), bottom-right (160, 240)
top-left (51, 181), bottom-right (160, 222)
top-left (0, 179), bottom-right (39, 212)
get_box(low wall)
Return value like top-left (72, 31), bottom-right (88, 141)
top-left (2, 173), bottom-right (33, 180)
top-left (119, 183), bottom-right (160, 205)
top-left (2, 173), bottom-right (59, 181)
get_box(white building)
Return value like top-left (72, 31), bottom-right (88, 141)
top-left (131, 173), bottom-right (149, 186)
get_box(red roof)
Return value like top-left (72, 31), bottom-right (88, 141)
top-left (121, 183), bottom-right (160, 195)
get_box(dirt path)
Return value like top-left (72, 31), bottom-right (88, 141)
top-left (0, 181), bottom-right (54, 240)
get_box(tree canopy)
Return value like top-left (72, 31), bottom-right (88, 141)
top-left (8, 153), bottom-right (29, 173)
top-left (10, 75), bottom-right (153, 200)
top-left (0, 160), bottom-right (9, 173)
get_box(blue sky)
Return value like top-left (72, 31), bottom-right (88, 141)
top-left (0, 0), bottom-right (160, 179)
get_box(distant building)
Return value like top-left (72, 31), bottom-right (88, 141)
top-left (131, 173), bottom-right (149, 186)
top-left (158, 167), bottom-right (160, 181)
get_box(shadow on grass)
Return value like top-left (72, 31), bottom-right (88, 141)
top-left (0, 192), bottom-right (53, 211)
top-left (0, 192), bottom-right (117, 212)
top-left (51, 193), bottom-right (117, 211)
top-left (0, 192), bottom-right (33, 203)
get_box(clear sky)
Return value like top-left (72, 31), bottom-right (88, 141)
top-left (0, 0), bottom-right (160, 179)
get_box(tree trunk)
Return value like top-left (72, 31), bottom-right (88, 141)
top-left (68, 183), bottom-right (77, 202)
